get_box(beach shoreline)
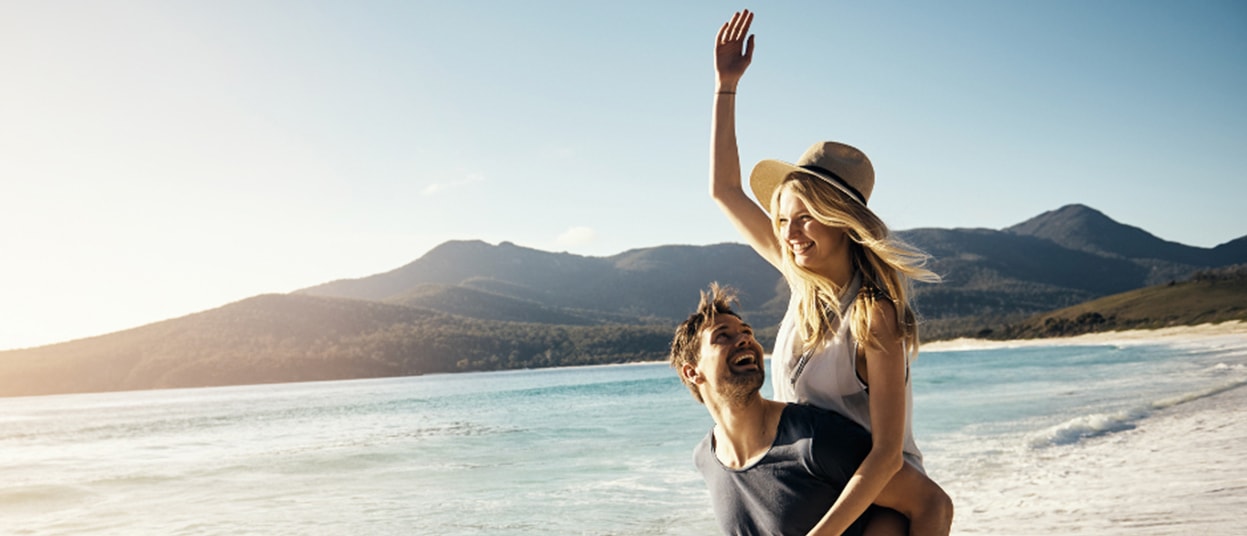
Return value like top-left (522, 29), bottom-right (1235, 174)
top-left (933, 320), bottom-right (1247, 535)
top-left (948, 382), bottom-right (1247, 535)
top-left (924, 320), bottom-right (1247, 352)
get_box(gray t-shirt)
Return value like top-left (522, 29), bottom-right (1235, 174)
top-left (694, 403), bottom-right (872, 536)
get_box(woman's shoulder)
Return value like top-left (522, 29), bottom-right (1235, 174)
top-left (858, 291), bottom-right (902, 342)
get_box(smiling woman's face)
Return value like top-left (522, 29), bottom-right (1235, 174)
top-left (776, 191), bottom-right (849, 276)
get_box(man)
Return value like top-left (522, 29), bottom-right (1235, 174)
top-left (670, 284), bottom-right (952, 535)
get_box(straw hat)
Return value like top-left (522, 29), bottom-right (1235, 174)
top-left (749, 141), bottom-right (875, 211)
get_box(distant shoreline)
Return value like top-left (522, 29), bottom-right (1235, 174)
top-left (630, 320), bottom-right (1247, 364)
top-left (923, 320), bottom-right (1247, 352)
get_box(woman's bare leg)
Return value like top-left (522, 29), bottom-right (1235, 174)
top-left (862, 507), bottom-right (908, 536)
top-left (871, 462), bottom-right (953, 536)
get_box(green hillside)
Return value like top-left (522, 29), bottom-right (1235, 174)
top-left (954, 266), bottom-right (1247, 340)
top-left (0, 294), bottom-right (674, 398)
top-left (387, 284), bottom-right (602, 325)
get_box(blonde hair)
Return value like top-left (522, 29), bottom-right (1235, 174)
top-left (771, 174), bottom-right (940, 357)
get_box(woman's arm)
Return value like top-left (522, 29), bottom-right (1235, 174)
top-left (710, 10), bottom-right (782, 269)
top-left (808, 299), bottom-right (909, 535)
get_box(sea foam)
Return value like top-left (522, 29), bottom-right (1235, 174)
top-left (1026, 377), bottom-right (1247, 448)
top-left (1028, 407), bottom-right (1149, 448)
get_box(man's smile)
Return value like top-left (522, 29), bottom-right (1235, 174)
top-left (729, 348), bottom-right (761, 372)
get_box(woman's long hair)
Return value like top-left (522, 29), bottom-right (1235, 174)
top-left (770, 174), bottom-right (940, 358)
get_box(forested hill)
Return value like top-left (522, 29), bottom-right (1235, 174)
top-left (971, 265), bottom-right (1247, 339)
top-left (0, 294), bottom-right (673, 398)
top-left (2, 204), bottom-right (1244, 397)
top-left (1006, 204), bottom-right (1247, 266)
top-left (298, 241), bottom-right (788, 325)
top-left (903, 204), bottom-right (1246, 336)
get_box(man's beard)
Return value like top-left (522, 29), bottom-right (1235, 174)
top-left (716, 367), bottom-right (765, 404)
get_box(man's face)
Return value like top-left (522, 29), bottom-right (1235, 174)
top-left (696, 313), bottom-right (766, 402)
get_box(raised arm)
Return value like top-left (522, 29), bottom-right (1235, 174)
top-left (711, 10), bottom-right (782, 269)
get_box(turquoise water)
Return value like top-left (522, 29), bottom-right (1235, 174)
top-left (2, 341), bottom-right (1244, 535)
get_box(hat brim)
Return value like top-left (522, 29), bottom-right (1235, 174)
top-left (749, 159), bottom-right (866, 214)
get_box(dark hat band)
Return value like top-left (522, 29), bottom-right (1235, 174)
top-left (799, 165), bottom-right (867, 205)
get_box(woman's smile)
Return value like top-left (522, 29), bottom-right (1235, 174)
top-left (778, 193), bottom-right (849, 275)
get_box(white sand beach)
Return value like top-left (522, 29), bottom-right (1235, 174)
top-left (929, 321), bottom-right (1247, 535)
top-left (924, 320), bottom-right (1247, 352)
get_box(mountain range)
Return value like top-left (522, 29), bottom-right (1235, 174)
top-left (3, 204), bottom-right (1243, 397)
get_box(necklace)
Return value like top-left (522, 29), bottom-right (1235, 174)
top-left (789, 299), bottom-right (838, 388)
top-left (788, 288), bottom-right (854, 388)
top-left (788, 348), bottom-right (813, 387)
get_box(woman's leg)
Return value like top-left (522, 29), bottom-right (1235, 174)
top-left (871, 462), bottom-right (954, 536)
top-left (862, 506), bottom-right (908, 536)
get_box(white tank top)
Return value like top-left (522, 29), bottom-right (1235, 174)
top-left (770, 283), bottom-right (925, 470)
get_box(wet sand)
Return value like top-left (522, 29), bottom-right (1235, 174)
top-left (930, 322), bottom-right (1247, 535)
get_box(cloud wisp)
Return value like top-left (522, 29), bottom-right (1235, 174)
top-left (422, 172), bottom-right (484, 196)
top-left (556, 226), bottom-right (597, 248)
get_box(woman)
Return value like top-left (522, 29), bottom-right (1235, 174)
top-left (710, 10), bottom-right (952, 535)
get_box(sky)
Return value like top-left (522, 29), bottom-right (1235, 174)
top-left (2, 0), bottom-right (1245, 351)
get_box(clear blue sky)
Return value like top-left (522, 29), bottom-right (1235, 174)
top-left (2, 0), bottom-right (1244, 350)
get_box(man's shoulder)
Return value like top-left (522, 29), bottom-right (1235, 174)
top-left (692, 427), bottom-right (716, 471)
top-left (780, 403), bottom-right (871, 458)
top-left (781, 402), bottom-right (861, 432)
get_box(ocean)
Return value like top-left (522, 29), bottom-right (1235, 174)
top-left (2, 338), bottom-right (1245, 535)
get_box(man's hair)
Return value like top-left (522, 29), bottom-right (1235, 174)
top-left (669, 283), bottom-right (740, 403)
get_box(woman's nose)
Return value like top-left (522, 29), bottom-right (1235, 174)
top-left (782, 221), bottom-right (801, 241)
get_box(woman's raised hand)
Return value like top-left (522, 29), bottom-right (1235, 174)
top-left (714, 10), bottom-right (755, 91)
